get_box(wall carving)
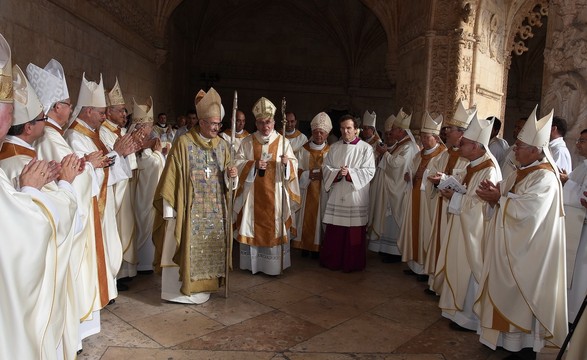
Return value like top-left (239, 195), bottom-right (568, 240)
top-left (511, 1), bottom-right (548, 55)
top-left (478, 11), bottom-right (506, 64)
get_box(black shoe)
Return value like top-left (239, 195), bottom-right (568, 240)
top-left (381, 254), bottom-right (402, 263)
top-left (108, 299), bottom-right (115, 305)
top-left (416, 274), bottom-right (429, 282)
top-left (301, 250), bottom-right (310, 258)
top-left (449, 321), bottom-right (475, 332)
top-left (118, 276), bottom-right (133, 283)
top-left (137, 270), bottom-right (154, 275)
top-left (117, 282), bottom-right (129, 292)
top-left (310, 251), bottom-right (320, 259)
top-left (403, 269), bottom-right (417, 276)
top-left (424, 288), bottom-right (437, 296)
top-left (77, 349), bottom-right (83, 355)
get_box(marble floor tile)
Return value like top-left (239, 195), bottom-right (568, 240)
top-left (318, 282), bottom-right (390, 310)
top-left (291, 312), bottom-right (421, 353)
top-left (370, 296), bottom-right (442, 330)
top-left (106, 286), bottom-right (183, 322)
top-left (281, 294), bottom-right (363, 329)
top-left (191, 292), bottom-right (274, 326)
top-left (129, 306), bottom-right (225, 347)
top-left (282, 353), bottom-right (445, 360)
top-left (176, 310), bottom-right (325, 352)
top-left (277, 268), bottom-right (349, 295)
top-left (226, 268), bottom-right (274, 292)
top-left (79, 310), bottom-right (160, 359)
top-left (100, 347), bottom-right (276, 360)
top-left (238, 280), bottom-right (314, 309)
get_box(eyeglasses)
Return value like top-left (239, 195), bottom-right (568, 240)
top-left (58, 101), bottom-right (72, 108)
top-left (33, 116), bottom-right (49, 123)
top-left (200, 118), bottom-right (222, 129)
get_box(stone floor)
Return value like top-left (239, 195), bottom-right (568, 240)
top-left (79, 250), bottom-right (562, 360)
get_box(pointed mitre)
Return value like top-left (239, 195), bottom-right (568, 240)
top-left (463, 110), bottom-right (493, 147)
top-left (194, 89), bottom-right (206, 107)
top-left (394, 108), bottom-right (412, 130)
top-left (26, 59), bottom-right (69, 114)
top-left (310, 112), bottom-right (332, 133)
top-left (76, 72), bottom-right (106, 108)
top-left (196, 87), bottom-right (222, 120)
top-left (445, 99), bottom-right (475, 129)
top-left (362, 110), bottom-right (376, 128)
top-left (12, 65), bottom-right (44, 126)
top-left (132, 96), bottom-right (154, 124)
top-left (420, 111), bottom-right (443, 135)
top-left (252, 97), bottom-right (276, 120)
top-left (384, 115), bottom-right (395, 132)
top-left (105, 77), bottom-right (125, 107)
top-left (0, 33), bottom-right (13, 103)
top-left (517, 105), bottom-right (553, 148)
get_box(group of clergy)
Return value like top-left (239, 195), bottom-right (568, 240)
top-left (363, 100), bottom-right (587, 359)
top-left (0, 33), bottom-right (167, 359)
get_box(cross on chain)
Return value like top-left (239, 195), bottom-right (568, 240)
top-left (204, 166), bottom-right (212, 179)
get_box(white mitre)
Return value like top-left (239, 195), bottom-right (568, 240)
top-left (420, 111), bottom-right (443, 135)
top-left (463, 110), bottom-right (493, 147)
top-left (362, 110), bottom-right (376, 128)
top-left (394, 108), bottom-right (412, 130)
top-left (77, 72), bottom-right (106, 108)
top-left (26, 59), bottom-right (69, 114)
top-left (252, 97), bottom-right (276, 120)
top-left (384, 115), bottom-right (395, 132)
top-left (517, 105), bottom-right (554, 148)
top-left (105, 77), bottom-right (125, 107)
top-left (310, 112), bottom-right (332, 133)
top-left (12, 65), bottom-right (44, 126)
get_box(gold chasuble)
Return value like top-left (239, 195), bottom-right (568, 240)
top-left (154, 130), bottom-right (231, 295)
top-left (293, 142), bottom-right (330, 252)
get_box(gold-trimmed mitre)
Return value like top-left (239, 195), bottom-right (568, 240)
top-left (252, 97), bottom-right (276, 120)
top-left (106, 77), bottom-right (125, 107)
top-left (0, 33), bottom-right (13, 103)
top-left (420, 111), bottom-right (443, 135)
top-left (196, 87), bottom-right (222, 120)
top-left (132, 96), bottom-right (154, 124)
top-left (310, 112), bottom-right (332, 133)
top-left (445, 99), bottom-right (475, 129)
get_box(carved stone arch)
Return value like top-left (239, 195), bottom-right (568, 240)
top-left (505, 0), bottom-right (549, 64)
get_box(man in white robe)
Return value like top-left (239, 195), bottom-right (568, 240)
top-left (1, 64), bottom-right (85, 360)
top-left (434, 115), bottom-right (501, 332)
top-left (220, 109), bottom-right (250, 150)
top-left (424, 101), bottom-right (473, 289)
top-left (398, 112), bottom-right (445, 278)
top-left (563, 128), bottom-right (587, 324)
top-left (234, 97), bottom-right (300, 275)
top-left (293, 112), bottom-right (332, 257)
top-left (549, 116), bottom-right (572, 174)
top-left (0, 33), bottom-right (69, 360)
top-left (284, 111), bottom-right (308, 156)
top-left (131, 97), bottom-right (165, 275)
top-left (321, 115), bottom-right (375, 272)
top-left (368, 109), bottom-right (419, 263)
top-left (360, 110), bottom-right (381, 155)
top-left (475, 107), bottom-right (567, 359)
top-left (65, 74), bottom-right (132, 307)
top-left (28, 60), bottom-right (104, 353)
top-left (100, 79), bottom-right (140, 284)
top-left (488, 117), bottom-right (509, 168)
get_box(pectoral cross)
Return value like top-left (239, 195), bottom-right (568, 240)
top-left (205, 166), bottom-right (211, 179)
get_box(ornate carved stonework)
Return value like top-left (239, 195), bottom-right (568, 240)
top-left (511, 1), bottom-right (548, 56)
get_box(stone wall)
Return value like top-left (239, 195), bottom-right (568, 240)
top-left (0, 0), bottom-right (171, 117)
